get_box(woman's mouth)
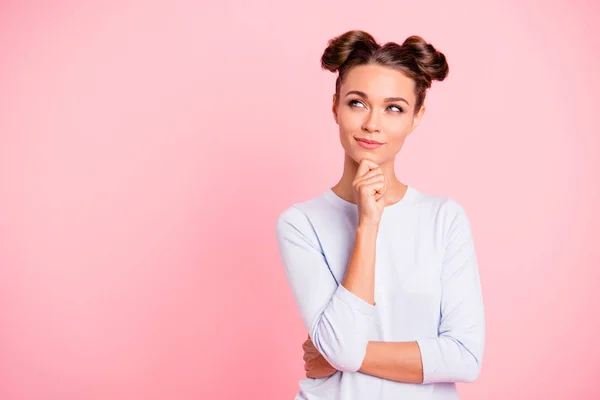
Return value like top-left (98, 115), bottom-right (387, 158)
top-left (355, 137), bottom-right (384, 150)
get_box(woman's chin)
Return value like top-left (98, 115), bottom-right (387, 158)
top-left (347, 150), bottom-right (382, 164)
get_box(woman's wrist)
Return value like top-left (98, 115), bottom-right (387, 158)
top-left (357, 221), bottom-right (380, 236)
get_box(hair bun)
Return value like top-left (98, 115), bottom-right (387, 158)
top-left (402, 35), bottom-right (449, 83)
top-left (321, 30), bottom-right (379, 73)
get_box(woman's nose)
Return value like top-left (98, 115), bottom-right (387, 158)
top-left (362, 111), bottom-right (381, 133)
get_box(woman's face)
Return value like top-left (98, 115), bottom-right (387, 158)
top-left (332, 64), bottom-right (425, 166)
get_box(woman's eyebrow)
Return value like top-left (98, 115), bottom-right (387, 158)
top-left (344, 90), bottom-right (410, 105)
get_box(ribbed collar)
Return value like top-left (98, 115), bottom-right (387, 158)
top-left (323, 184), bottom-right (418, 215)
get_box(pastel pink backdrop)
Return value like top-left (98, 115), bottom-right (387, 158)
top-left (1, 1), bottom-right (599, 399)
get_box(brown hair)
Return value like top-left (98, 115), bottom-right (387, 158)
top-left (320, 30), bottom-right (449, 113)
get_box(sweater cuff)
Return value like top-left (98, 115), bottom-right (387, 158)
top-left (416, 337), bottom-right (440, 384)
top-left (334, 284), bottom-right (376, 316)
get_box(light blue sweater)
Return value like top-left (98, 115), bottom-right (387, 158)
top-left (275, 185), bottom-right (485, 399)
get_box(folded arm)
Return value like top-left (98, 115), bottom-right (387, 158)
top-left (276, 206), bottom-right (379, 372)
top-left (359, 202), bottom-right (485, 383)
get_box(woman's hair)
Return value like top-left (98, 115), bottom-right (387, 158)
top-left (321, 30), bottom-right (449, 113)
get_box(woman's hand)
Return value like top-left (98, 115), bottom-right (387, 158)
top-left (353, 158), bottom-right (387, 227)
top-left (302, 335), bottom-right (337, 379)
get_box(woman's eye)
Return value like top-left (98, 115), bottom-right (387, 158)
top-left (348, 100), bottom-right (402, 113)
top-left (348, 100), bottom-right (365, 108)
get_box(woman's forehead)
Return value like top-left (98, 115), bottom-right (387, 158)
top-left (342, 65), bottom-right (415, 99)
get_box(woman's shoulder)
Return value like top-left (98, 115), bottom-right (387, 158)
top-left (408, 187), bottom-right (475, 247)
top-left (275, 189), bottom-right (334, 232)
top-left (407, 187), bottom-right (474, 243)
top-left (409, 185), bottom-right (469, 216)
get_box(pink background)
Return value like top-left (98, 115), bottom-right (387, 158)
top-left (1, 1), bottom-right (599, 399)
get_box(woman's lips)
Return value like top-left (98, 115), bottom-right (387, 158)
top-left (355, 137), bottom-right (384, 149)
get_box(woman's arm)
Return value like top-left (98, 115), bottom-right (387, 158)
top-left (340, 223), bottom-right (378, 305)
top-left (276, 206), bottom-right (379, 373)
top-left (358, 341), bottom-right (424, 383)
top-left (302, 337), bottom-right (424, 381)
top-left (359, 201), bottom-right (485, 383)
top-left (304, 201), bottom-right (485, 383)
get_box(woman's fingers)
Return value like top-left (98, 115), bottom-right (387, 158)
top-left (357, 177), bottom-right (386, 196)
top-left (356, 158), bottom-right (380, 179)
top-left (305, 356), bottom-right (337, 379)
top-left (353, 167), bottom-right (384, 184)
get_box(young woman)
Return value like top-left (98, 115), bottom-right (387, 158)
top-left (275, 30), bottom-right (485, 399)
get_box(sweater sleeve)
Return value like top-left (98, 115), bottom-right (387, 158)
top-left (275, 206), bottom-right (376, 372)
top-left (416, 201), bottom-right (486, 383)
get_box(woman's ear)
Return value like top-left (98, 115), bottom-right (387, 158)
top-left (332, 94), bottom-right (339, 125)
top-left (409, 104), bottom-right (426, 133)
